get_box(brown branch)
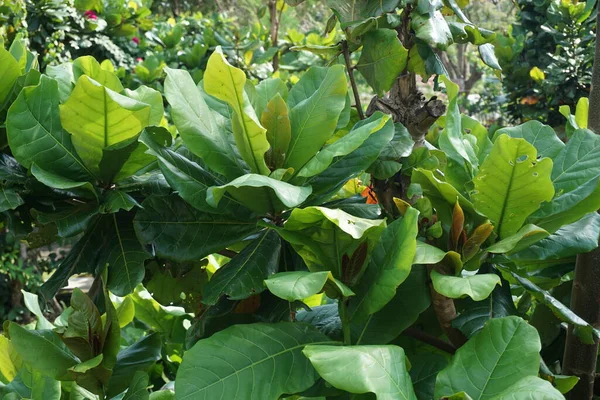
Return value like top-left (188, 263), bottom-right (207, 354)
top-left (342, 40), bottom-right (365, 120)
top-left (403, 327), bottom-right (457, 354)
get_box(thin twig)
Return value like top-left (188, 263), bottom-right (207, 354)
top-left (403, 327), bottom-right (457, 354)
top-left (342, 40), bottom-right (365, 120)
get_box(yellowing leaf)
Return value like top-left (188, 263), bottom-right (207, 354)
top-left (204, 47), bottom-right (271, 175)
top-left (529, 66), bottom-right (545, 82)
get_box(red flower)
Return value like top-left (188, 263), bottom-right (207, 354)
top-left (84, 10), bottom-right (97, 20)
top-left (132, 37), bottom-right (140, 44)
top-left (136, 57), bottom-right (143, 62)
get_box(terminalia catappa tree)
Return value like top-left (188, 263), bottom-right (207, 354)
top-left (1, 0), bottom-right (600, 399)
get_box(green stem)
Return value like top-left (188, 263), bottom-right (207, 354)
top-left (339, 298), bottom-right (351, 345)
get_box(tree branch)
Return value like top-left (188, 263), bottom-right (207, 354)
top-left (403, 327), bottom-right (457, 354)
top-left (342, 40), bottom-right (365, 120)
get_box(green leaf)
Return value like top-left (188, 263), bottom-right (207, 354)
top-left (72, 56), bottom-right (123, 92)
top-left (124, 86), bottom-right (164, 126)
top-left (0, 47), bottom-right (20, 105)
top-left (303, 345), bottom-right (417, 399)
top-left (349, 207), bottom-right (419, 322)
top-left (510, 212), bottom-right (600, 262)
top-left (30, 163), bottom-right (96, 199)
top-left (285, 65), bottom-right (348, 171)
top-left (202, 230), bottom-right (281, 305)
top-left (104, 215), bottom-right (151, 296)
top-left (452, 272), bottom-right (517, 337)
top-left (106, 333), bottom-right (162, 398)
top-left (410, 353), bottom-right (448, 400)
top-left (326, 0), bottom-right (400, 24)
top-left (176, 323), bottom-right (333, 400)
top-left (59, 76), bottom-right (151, 175)
top-left (207, 173), bottom-right (312, 214)
top-left (130, 285), bottom-right (188, 337)
top-left (478, 44), bottom-right (501, 70)
top-left (500, 268), bottom-right (599, 344)
top-left (204, 47), bottom-right (270, 175)
top-left (472, 134), bottom-right (554, 238)
top-left (486, 224), bottom-right (549, 254)
top-left (22, 290), bottom-right (53, 329)
top-left (297, 112), bottom-right (391, 178)
top-left (30, 371), bottom-right (61, 400)
top-left (101, 190), bottom-right (140, 213)
top-left (272, 206), bottom-right (386, 275)
top-left (431, 271), bottom-right (501, 301)
top-left (493, 121), bottom-right (563, 159)
top-left (6, 75), bottom-right (93, 181)
top-left (134, 195), bottom-right (259, 262)
top-left (353, 265), bottom-right (431, 345)
top-left (305, 118), bottom-right (395, 202)
top-left (369, 123), bottom-right (414, 179)
top-left (488, 376), bottom-right (564, 400)
top-left (262, 93), bottom-right (291, 169)
top-left (36, 202), bottom-right (99, 238)
top-left (435, 317), bottom-right (541, 399)
top-left (46, 63), bottom-right (74, 102)
top-left (252, 77), bottom-right (288, 117)
top-left (116, 297), bottom-right (135, 328)
top-left (164, 67), bottom-right (247, 179)
top-left (0, 188), bottom-right (23, 213)
top-left (264, 271), bottom-right (352, 301)
top-left (139, 129), bottom-right (246, 216)
top-left (357, 29), bottom-right (408, 96)
top-left (8, 324), bottom-right (78, 380)
top-left (0, 335), bottom-right (20, 384)
top-left (412, 11), bottom-right (453, 50)
top-left (122, 371), bottom-right (150, 400)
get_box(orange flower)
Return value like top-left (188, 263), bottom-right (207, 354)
top-left (361, 187), bottom-right (378, 204)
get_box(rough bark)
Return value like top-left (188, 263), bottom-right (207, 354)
top-left (562, 7), bottom-right (600, 400)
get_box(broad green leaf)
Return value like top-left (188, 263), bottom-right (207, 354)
top-left (60, 76), bottom-right (151, 174)
top-left (122, 371), bottom-right (150, 400)
top-left (357, 29), bottom-right (408, 96)
top-left (207, 173), bottom-right (312, 214)
top-left (176, 323), bottom-right (333, 400)
top-left (262, 94), bottom-right (291, 169)
top-left (435, 316), bottom-right (541, 400)
top-left (297, 303), bottom-right (341, 339)
top-left (264, 271), bottom-right (353, 301)
top-left (411, 168), bottom-right (475, 225)
top-left (431, 271), bottom-right (501, 301)
top-left (139, 130), bottom-right (247, 216)
top-left (124, 86), bottom-right (164, 126)
top-left (511, 212), bottom-right (600, 262)
top-left (488, 376), bottom-right (564, 400)
top-left (478, 44), bottom-right (501, 70)
top-left (369, 123), bottom-right (414, 179)
top-left (72, 56), bottom-right (123, 92)
top-left (68, 354), bottom-right (103, 373)
top-left (117, 297), bottom-right (135, 328)
top-left (501, 269), bottom-right (599, 344)
top-left (486, 224), bottom-right (549, 254)
top-left (297, 112), bottom-right (391, 178)
top-left (134, 195), bottom-right (258, 262)
top-left (30, 163), bottom-right (96, 199)
top-left (30, 371), bottom-right (61, 400)
top-left (101, 190), bottom-right (140, 213)
top-left (252, 78), bottom-right (288, 117)
top-left (452, 272), bottom-right (517, 337)
top-left (272, 206), bottom-right (386, 275)
top-left (6, 75), bottom-right (93, 181)
top-left (0, 187), bottom-right (23, 212)
top-left (472, 134), bottom-right (554, 238)
top-left (46, 63), bottom-right (74, 102)
top-left (164, 67), bottom-right (247, 179)
top-left (285, 65), bottom-right (348, 171)
top-left (303, 345), bottom-right (417, 400)
top-left (349, 207), bottom-right (419, 322)
top-left (353, 265), bottom-right (430, 345)
top-left (326, 0), bottom-right (400, 24)
top-left (493, 121), bottom-right (564, 159)
top-left (103, 215), bottom-right (151, 296)
top-left (98, 134), bottom-right (145, 183)
top-left (36, 202), bottom-right (99, 238)
top-left (22, 290), bottom-right (53, 329)
top-left (202, 230), bottom-right (281, 305)
top-left (410, 353), bottom-right (448, 400)
top-left (204, 48), bottom-right (270, 175)
top-left (0, 47), bottom-right (20, 104)
top-left (412, 11), bottom-right (453, 50)
top-left (106, 333), bottom-right (162, 398)
top-left (8, 324), bottom-right (78, 380)
top-left (305, 118), bottom-right (395, 203)
top-left (130, 285), bottom-right (188, 337)
top-left (0, 335), bottom-right (20, 384)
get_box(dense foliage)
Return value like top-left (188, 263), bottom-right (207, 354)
top-left (1, 0), bottom-right (600, 399)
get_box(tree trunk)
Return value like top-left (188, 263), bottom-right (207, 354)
top-left (562, 7), bottom-right (600, 400)
top-left (268, 1), bottom-right (280, 72)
